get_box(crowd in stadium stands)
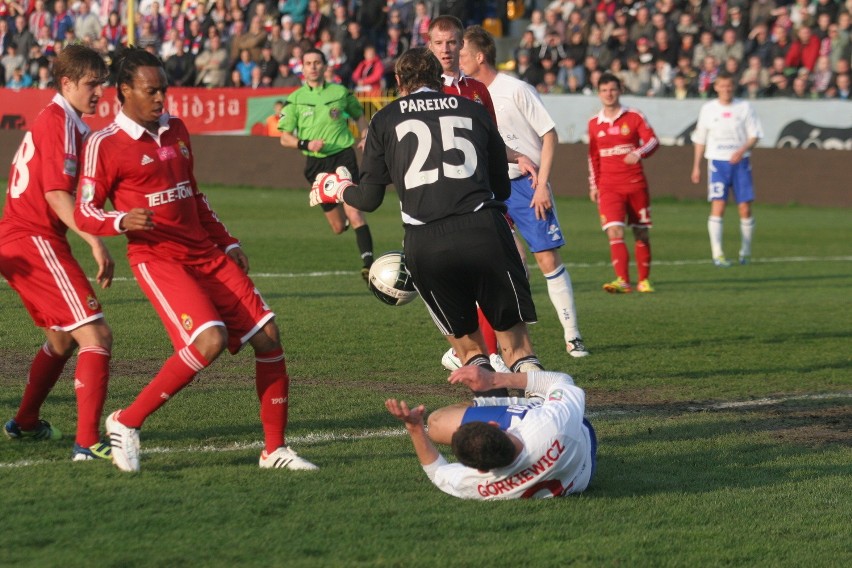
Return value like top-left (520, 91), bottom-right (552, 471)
top-left (0, 0), bottom-right (850, 99)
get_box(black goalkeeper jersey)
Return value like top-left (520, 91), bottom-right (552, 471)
top-left (351, 89), bottom-right (510, 226)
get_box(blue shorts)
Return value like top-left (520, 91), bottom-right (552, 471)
top-left (462, 405), bottom-right (597, 480)
top-left (506, 177), bottom-right (565, 253)
top-left (707, 158), bottom-right (755, 204)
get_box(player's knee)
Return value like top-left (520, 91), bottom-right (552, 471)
top-left (251, 321), bottom-right (281, 352)
top-left (194, 326), bottom-right (228, 361)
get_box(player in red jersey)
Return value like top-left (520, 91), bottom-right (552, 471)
top-left (74, 47), bottom-right (316, 473)
top-left (0, 45), bottom-right (114, 462)
top-left (587, 72), bottom-right (659, 294)
top-left (428, 15), bottom-right (537, 374)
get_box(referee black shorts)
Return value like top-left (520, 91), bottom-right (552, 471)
top-left (304, 147), bottom-right (361, 213)
top-left (403, 208), bottom-right (537, 338)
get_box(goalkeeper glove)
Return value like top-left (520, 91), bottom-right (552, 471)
top-left (309, 166), bottom-right (354, 207)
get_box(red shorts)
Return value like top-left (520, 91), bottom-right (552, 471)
top-left (597, 185), bottom-right (652, 230)
top-left (132, 253), bottom-right (275, 354)
top-left (0, 235), bottom-right (103, 331)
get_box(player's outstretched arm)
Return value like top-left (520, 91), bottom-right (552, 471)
top-left (385, 399), bottom-right (442, 466)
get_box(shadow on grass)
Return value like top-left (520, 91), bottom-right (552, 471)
top-left (593, 401), bottom-right (851, 497)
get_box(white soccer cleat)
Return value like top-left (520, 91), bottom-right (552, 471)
top-left (489, 353), bottom-right (511, 373)
top-left (441, 348), bottom-right (463, 371)
top-left (259, 446), bottom-right (319, 471)
top-left (567, 338), bottom-right (589, 358)
top-left (105, 410), bottom-right (141, 472)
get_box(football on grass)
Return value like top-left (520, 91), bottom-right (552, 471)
top-left (368, 252), bottom-right (418, 306)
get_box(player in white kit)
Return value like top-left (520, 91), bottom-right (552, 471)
top-left (385, 367), bottom-right (596, 500)
top-left (690, 73), bottom-right (763, 267)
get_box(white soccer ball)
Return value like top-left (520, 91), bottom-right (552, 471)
top-left (368, 251), bottom-right (418, 306)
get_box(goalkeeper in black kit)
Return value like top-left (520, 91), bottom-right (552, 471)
top-left (310, 48), bottom-right (544, 394)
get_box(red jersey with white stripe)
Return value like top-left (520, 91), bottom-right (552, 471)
top-left (443, 73), bottom-right (497, 124)
top-left (75, 112), bottom-right (239, 266)
top-left (587, 106), bottom-right (658, 191)
top-left (0, 94), bottom-right (88, 243)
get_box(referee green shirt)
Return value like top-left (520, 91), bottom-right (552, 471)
top-left (278, 82), bottom-right (363, 158)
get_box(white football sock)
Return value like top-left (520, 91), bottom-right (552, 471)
top-left (543, 264), bottom-right (581, 342)
top-left (739, 217), bottom-right (755, 257)
top-left (708, 216), bottom-right (724, 259)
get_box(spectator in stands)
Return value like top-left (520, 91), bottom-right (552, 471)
top-left (675, 12), bottom-right (700, 38)
top-left (194, 32), bottom-right (228, 87)
top-left (28, 0), bottom-right (52, 40)
top-left (410, 1), bottom-right (431, 49)
top-left (34, 64), bottom-right (53, 88)
top-left (269, 22), bottom-right (290, 64)
top-left (830, 72), bottom-right (850, 98)
top-left (588, 13), bottom-right (611, 44)
top-left (697, 55), bottom-right (720, 97)
top-left (6, 64), bottom-right (32, 88)
top-left (327, 39), bottom-right (350, 85)
top-left (826, 23), bottom-right (849, 73)
top-left (629, 6), bottom-right (653, 42)
top-left (648, 57), bottom-right (675, 97)
top-left (51, 0), bottom-right (74, 42)
top-left (12, 15), bottom-right (37, 59)
top-left (650, 11), bottom-right (675, 43)
top-left (351, 43), bottom-right (383, 94)
top-left (304, 0), bottom-right (329, 43)
top-left (586, 26), bottom-right (612, 69)
top-left (515, 47), bottom-right (543, 86)
top-left (622, 54), bottom-right (651, 95)
top-left (607, 26), bottom-right (632, 65)
top-left (356, 0), bottom-right (385, 49)
top-left (791, 73), bottom-right (814, 99)
top-left (327, 2), bottom-right (350, 44)
top-left (272, 60), bottom-right (302, 86)
top-left (790, 0), bottom-right (815, 30)
top-left (727, 6), bottom-right (748, 41)
top-left (279, 0), bottom-right (309, 26)
top-left (258, 43), bottom-right (279, 86)
top-left (745, 23), bottom-right (772, 67)
top-left (558, 53), bottom-right (585, 88)
top-left (101, 11), bottom-right (125, 52)
top-left (693, 29), bottom-right (723, 69)
top-left (164, 38), bottom-right (196, 86)
top-left (160, 28), bottom-right (182, 60)
top-left (74, 0), bottom-right (101, 43)
top-left (739, 54), bottom-right (771, 95)
top-left (137, 19), bottom-right (161, 52)
top-left (750, 0), bottom-right (777, 29)
top-left (652, 28), bottom-right (677, 67)
top-left (719, 27), bottom-right (744, 63)
top-left (538, 68), bottom-right (566, 94)
top-left (544, 7), bottom-right (566, 40)
top-left (381, 23), bottom-right (407, 87)
top-left (527, 9), bottom-right (547, 45)
top-left (635, 36), bottom-right (654, 67)
top-left (1, 42), bottom-right (24, 75)
top-left (564, 9), bottom-right (587, 39)
top-left (235, 48), bottom-right (257, 86)
top-left (141, 1), bottom-right (166, 41)
top-left (671, 71), bottom-right (698, 99)
top-left (342, 20), bottom-right (367, 70)
top-left (766, 71), bottom-right (793, 97)
top-left (810, 54), bottom-right (834, 95)
top-left (786, 25), bottom-right (821, 72)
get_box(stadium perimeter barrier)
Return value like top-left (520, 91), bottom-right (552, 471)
top-left (0, 88), bottom-right (849, 208)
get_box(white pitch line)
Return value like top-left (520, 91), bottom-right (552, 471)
top-left (1, 256), bottom-right (846, 287)
top-left (3, 392), bottom-right (851, 469)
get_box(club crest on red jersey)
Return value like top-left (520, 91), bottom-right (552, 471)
top-left (181, 313), bottom-right (193, 331)
top-left (86, 295), bottom-right (99, 310)
top-left (80, 178), bottom-right (96, 203)
top-left (178, 141), bottom-right (190, 159)
top-left (621, 124), bottom-right (631, 136)
top-left (63, 154), bottom-right (77, 176)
